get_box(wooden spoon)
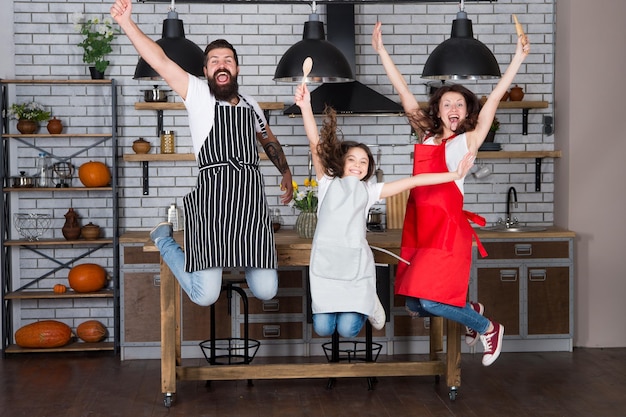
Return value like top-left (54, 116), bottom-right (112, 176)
top-left (301, 57), bottom-right (313, 87)
top-left (513, 14), bottom-right (525, 38)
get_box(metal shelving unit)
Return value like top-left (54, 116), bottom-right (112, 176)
top-left (0, 79), bottom-right (119, 354)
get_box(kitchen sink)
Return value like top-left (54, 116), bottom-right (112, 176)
top-left (481, 226), bottom-right (548, 233)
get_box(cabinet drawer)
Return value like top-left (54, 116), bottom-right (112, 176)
top-left (239, 268), bottom-right (304, 289)
top-left (476, 267), bottom-right (520, 336)
top-left (243, 296), bottom-right (303, 315)
top-left (482, 241), bottom-right (569, 260)
top-left (393, 315), bottom-right (435, 337)
top-left (243, 322), bottom-right (303, 340)
top-left (123, 245), bottom-right (161, 266)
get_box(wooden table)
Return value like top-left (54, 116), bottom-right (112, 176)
top-left (144, 229), bottom-right (461, 407)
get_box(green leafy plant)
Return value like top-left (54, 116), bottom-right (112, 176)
top-left (291, 178), bottom-right (318, 213)
top-left (490, 117), bottom-right (500, 132)
top-left (9, 102), bottom-right (51, 122)
top-left (72, 13), bottom-right (119, 73)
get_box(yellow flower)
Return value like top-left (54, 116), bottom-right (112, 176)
top-left (292, 179), bottom-right (318, 213)
top-left (291, 180), bottom-right (298, 191)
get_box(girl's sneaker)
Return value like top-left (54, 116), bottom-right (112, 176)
top-left (480, 321), bottom-right (504, 366)
top-left (368, 296), bottom-right (386, 330)
top-left (465, 302), bottom-right (484, 346)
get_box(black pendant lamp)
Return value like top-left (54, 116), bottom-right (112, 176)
top-left (422, 1), bottom-right (501, 80)
top-left (274, 3), bottom-right (353, 83)
top-left (133, 7), bottom-right (205, 80)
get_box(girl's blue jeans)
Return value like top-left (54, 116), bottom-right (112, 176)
top-left (155, 236), bottom-right (278, 306)
top-left (313, 312), bottom-right (367, 338)
top-left (405, 297), bottom-right (490, 334)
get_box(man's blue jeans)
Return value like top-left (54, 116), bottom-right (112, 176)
top-left (155, 236), bottom-right (278, 306)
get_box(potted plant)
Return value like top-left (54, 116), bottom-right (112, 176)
top-left (485, 117), bottom-right (500, 143)
top-left (72, 13), bottom-right (119, 78)
top-left (9, 102), bottom-right (51, 134)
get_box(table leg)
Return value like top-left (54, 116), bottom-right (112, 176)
top-left (161, 260), bottom-right (177, 396)
top-left (446, 319), bottom-right (461, 389)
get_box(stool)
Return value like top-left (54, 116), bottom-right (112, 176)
top-left (323, 322), bottom-right (382, 390)
top-left (199, 279), bottom-right (260, 386)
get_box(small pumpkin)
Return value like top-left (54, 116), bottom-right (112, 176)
top-left (78, 161), bottom-right (111, 187)
top-left (15, 320), bottom-right (73, 348)
top-left (53, 284), bottom-right (67, 294)
top-left (76, 320), bottom-right (108, 343)
top-left (68, 263), bottom-right (107, 293)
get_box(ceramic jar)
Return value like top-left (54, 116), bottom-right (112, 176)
top-left (509, 85), bottom-right (524, 101)
top-left (81, 222), bottom-right (101, 240)
top-left (62, 208), bottom-right (81, 240)
top-left (47, 117), bottom-right (63, 134)
top-left (17, 119), bottom-right (38, 134)
top-left (132, 138), bottom-right (151, 154)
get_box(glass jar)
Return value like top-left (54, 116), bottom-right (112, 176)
top-left (160, 130), bottom-right (175, 154)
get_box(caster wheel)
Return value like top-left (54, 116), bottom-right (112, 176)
top-left (163, 393), bottom-right (174, 408)
top-left (448, 387), bottom-right (458, 401)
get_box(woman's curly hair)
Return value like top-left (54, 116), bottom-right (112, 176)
top-left (317, 106), bottom-right (375, 181)
top-left (406, 83), bottom-right (481, 142)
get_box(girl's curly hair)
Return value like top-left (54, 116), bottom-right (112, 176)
top-left (406, 83), bottom-right (481, 142)
top-left (317, 106), bottom-right (375, 181)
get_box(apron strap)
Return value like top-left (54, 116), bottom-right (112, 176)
top-left (463, 210), bottom-right (488, 257)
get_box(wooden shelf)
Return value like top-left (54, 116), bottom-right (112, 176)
top-left (476, 150), bottom-right (561, 159)
top-left (2, 133), bottom-right (112, 139)
top-left (123, 153), bottom-right (196, 162)
top-left (3, 187), bottom-right (113, 192)
top-left (134, 101), bottom-right (284, 111)
top-left (4, 238), bottom-right (113, 247)
top-left (0, 79), bottom-right (113, 85)
top-left (5, 289), bottom-right (114, 300)
top-left (4, 341), bottom-right (115, 354)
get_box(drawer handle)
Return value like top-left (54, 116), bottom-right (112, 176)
top-left (262, 299), bottom-right (280, 312)
top-left (529, 269), bottom-right (547, 282)
top-left (153, 275), bottom-right (160, 287)
top-left (262, 325), bottom-right (281, 338)
top-left (514, 243), bottom-right (532, 256)
top-left (500, 270), bottom-right (518, 282)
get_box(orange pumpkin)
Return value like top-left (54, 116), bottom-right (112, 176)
top-left (53, 284), bottom-right (67, 294)
top-left (15, 320), bottom-right (73, 348)
top-left (78, 161), bottom-right (111, 187)
top-left (68, 263), bottom-right (107, 293)
top-left (76, 320), bottom-right (108, 343)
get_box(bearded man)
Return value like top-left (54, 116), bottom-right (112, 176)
top-left (111, 0), bottom-right (293, 306)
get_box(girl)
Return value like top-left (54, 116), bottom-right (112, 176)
top-left (295, 84), bottom-right (474, 338)
top-left (372, 21), bottom-right (530, 365)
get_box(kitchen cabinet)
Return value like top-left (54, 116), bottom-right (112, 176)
top-left (0, 79), bottom-right (119, 353)
top-left (470, 236), bottom-right (574, 352)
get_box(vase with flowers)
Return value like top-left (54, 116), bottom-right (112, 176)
top-left (292, 178), bottom-right (318, 238)
top-left (10, 102), bottom-right (51, 134)
top-left (72, 13), bottom-right (119, 78)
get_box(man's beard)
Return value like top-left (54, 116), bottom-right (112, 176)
top-left (207, 72), bottom-right (239, 101)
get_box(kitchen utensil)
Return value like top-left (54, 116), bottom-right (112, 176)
top-left (513, 14), bottom-right (525, 38)
top-left (301, 57), bottom-right (313, 87)
top-left (13, 213), bottom-right (51, 241)
top-left (81, 222), bottom-right (101, 240)
top-left (52, 161), bottom-right (74, 188)
top-left (375, 148), bottom-right (383, 182)
top-left (12, 172), bottom-right (34, 188)
top-left (367, 208), bottom-right (384, 232)
top-left (142, 85), bottom-right (171, 102)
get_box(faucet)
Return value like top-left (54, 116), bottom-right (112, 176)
top-left (505, 186), bottom-right (518, 228)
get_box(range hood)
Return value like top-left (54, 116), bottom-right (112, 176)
top-left (284, 3), bottom-right (402, 116)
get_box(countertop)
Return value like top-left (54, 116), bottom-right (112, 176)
top-left (121, 226), bottom-right (574, 266)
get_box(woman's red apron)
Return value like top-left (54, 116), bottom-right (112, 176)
top-left (394, 138), bottom-right (486, 307)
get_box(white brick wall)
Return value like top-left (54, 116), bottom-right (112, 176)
top-left (7, 0), bottom-right (555, 334)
